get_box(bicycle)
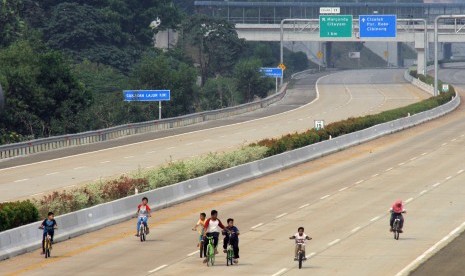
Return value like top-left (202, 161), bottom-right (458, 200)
top-left (391, 211), bottom-right (406, 240)
top-left (295, 241), bottom-right (306, 269)
top-left (225, 233), bottom-right (234, 266)
top-left (39, 226), bottom-right (55, 259)
top-left (205, 236), bottom-right (215, 266)
top-left (138, 217), bottom-right (148, 242)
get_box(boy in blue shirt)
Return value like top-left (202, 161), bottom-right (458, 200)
top-left (222, 218), bottom-right (240, 264)
top-left (39, 212), bottom-right (57, 255)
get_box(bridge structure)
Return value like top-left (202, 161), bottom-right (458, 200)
top-left (195, 1), bottom-right (465, 75)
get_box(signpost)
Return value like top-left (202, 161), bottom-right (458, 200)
top-left (260, 68), bottom-right (283, 93)
top-left (123, 90), bottom-right (171, 120)
top-left (359, 15), bottom-right (397, 38)
top-left (314, 120), bottom-right (325, 130)
top-left (319, 15), bottom-right (353, 38)
top-left (442, 84), bottom-right (449, 93)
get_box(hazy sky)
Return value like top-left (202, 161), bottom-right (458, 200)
top-left (423, 0), bottom-right (464, 3)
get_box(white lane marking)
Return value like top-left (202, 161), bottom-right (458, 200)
top-left (351, 226), bottom-right (361, 233)
top-left (145, 166), bottom-right (154, 169)
top-left (420, 190), bottom-right (428, 195)
top-left (339, 187), bottom-right (348, 192)
top-left (187, 250), bottom-right (198, 257)
top-left (167, 146), bottom-right (176, 150)
top-left (386, 167), bottom-right (394, 172)
top-left (186, 142), bottom-right (194, 146)
top-left (14, 179), bottom-right (29, 183)
top-left (445, 176), bottom-right (452, 180)
top-left (328, 239), bottom-right (341, 246)
top-left (451, 138), bottom-right (457, 142)
top-left (299, 203), bottom-right (310, 209)
top-left (46, 172), bottom-right (59, 176)
top-left (203, 139), bottom-right (211, 142)
top-left (320, 195), bottom-right (330, 200)
top-left (371, 174), bottom-right (379, 178)
top-left (395, 221), bottom-right (465, 276)
top-left (421, 152), bottom-right (428, 156)
top-left (433, 182), bottom-right (441, 187)
top-left (276, 213), bottom-right (288, 219)
top-left (272, 268), bottom-right (288, 276)
top-left (148, 264), bottom-right (168, 273)
top-left (73, 167), bottom-right (85, 170)
top-left (442, 143), bottom-right (448, 146)
top-left (100, 161), bottom-right (111, 164)
top-left (66, 185), bottom-right (76, 188)
top-left (124, 156), bottom-right (134, 159)
top-left (355, 180), bottom-right (364, 184)
top-left (306, 252), bottom-right (316, 258)
top-left (251, 223), bottom-right (264, 229)
top-left (458, 170), bottom-right (464, 174)
top-left (370, 216), bottom-right (380, 222)
top-left (405, 197), bottom-right (414, 203)
top-left (398, 162), bottom-right (405, 166)
top-left (0, 73), bottom-right (330, 174)
top-left (31, 192), bottom-right (44, 197)
top-left (410, 157), bottom-right (417, 161)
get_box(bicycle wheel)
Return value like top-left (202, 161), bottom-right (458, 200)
top-left (200, 241), bottom-right (204, 258)
top-left (206, 244), bottom-right (214, 267)
top-left (298, 251), bottom-right (303, 269)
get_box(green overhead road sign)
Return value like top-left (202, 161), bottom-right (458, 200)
top-left (319, 15), bottom-right (353, 38)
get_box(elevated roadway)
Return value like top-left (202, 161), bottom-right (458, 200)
top-left (1, 69), bottom-right (464, 276)
top-left (0, 69), bottom-right (428, 202)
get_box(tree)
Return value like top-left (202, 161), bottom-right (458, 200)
top-left (234, 59), bottom-right (273, 102)
top-left (182, 15), bottom-right (244, 85)
top-left (0, 40), bottom-right (93, 138)
top-left (200, 77), bottom-right (241, 110)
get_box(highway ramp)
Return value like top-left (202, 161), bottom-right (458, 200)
top-left (0, 69), bottom-right (429, 202)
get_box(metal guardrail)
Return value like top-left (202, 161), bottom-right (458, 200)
top-left (0, 83), bottom-right (289, 160)
top-left (0, 84), bottom-right (459, 261)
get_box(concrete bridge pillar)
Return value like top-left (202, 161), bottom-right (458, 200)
top-left (414, 32), bottom-right (426, 75)
top-left (443, 43), bottom-right (452, 60)
top-left (324, 42), bottom-right (332, 67)
top-left (397, 42), bottom-right (404, 67)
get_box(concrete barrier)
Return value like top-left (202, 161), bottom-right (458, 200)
top-left (0, 86), bottom-right (459, 261)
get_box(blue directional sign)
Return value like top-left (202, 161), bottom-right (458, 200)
top-left (359, 15), bottom-right (396, 38)
top-left (260, 68), bottom-right (283, 78)
top-left (123, 90), bottom-right (171, 101)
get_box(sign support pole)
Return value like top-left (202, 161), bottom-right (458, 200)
top-left (159, 101), bottom-right (162, 120)
top-left (275, 77), bottom-right (278, 93)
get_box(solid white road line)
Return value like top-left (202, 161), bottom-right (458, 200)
top-left (187, 251), bottom-right (198, 257)
top-left (328, 239), bottom-right (341, 246)
top-left (251, 223), bottom-right (264, 229)
top-left (370, 216), bottom-right (380, 222)
top-left (306, 252), bottom-right (316, 258)
top-left (405, 197), bottom-right (414, 203)
top-left (276, 213), bottom-right (288, 219)
top-left (395, 221), bottom-right (465, 276)
top-left (148, 264), bottom-right (168, 273)
top-left (66, 185), bottom-right (76, 189)
top-left (14, 179), bottom-right (29, 183)
top-left (299, 203), bottom-right (310, 209)
top-left (73, 167), bottom-right (85, 170)
top-left (167, 146), bottom-right (176, 150)
top-left (271, 268), bottom-right (288, 276)
top-left (339, 187), bottom-right (348, 192)
top-left (46, 172), bottom-right (59, 176)
top-left (351, 226), bottom-right (361, 233)
top-left (100, 161), bottom-right (111, 164)
top-left (320, 195), bottom-right (330, 200)
top-left (31, 192), bottom-right (44, 197)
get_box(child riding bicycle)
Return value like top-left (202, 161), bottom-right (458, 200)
top-left (39, 212), bottom-right (57, 255)
top-left (289, 227), bottom-right (312, 261)
top-left (222, 218), bottom-right (240, 264)
top-left (192, 212), bottom-right (206, 247)
top-left (135, 197), bottom-right (151, 237)
top-left (203, 210), bottom-right (226, 263)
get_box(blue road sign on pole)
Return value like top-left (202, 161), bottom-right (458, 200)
top-left (260, 68), bottom-right (283, 78)
top-left (123, 90), bottom-right (171, 101)
top-left (359, 15), bottom-right (397, 38)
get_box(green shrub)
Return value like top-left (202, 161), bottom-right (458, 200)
top-left (0, 201), bottom-right (39, 232)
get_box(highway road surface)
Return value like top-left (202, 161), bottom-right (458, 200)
top-left (0, 69), bottom-right (428, 202)
top-left (1, 69), bottom-right (464, 276)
